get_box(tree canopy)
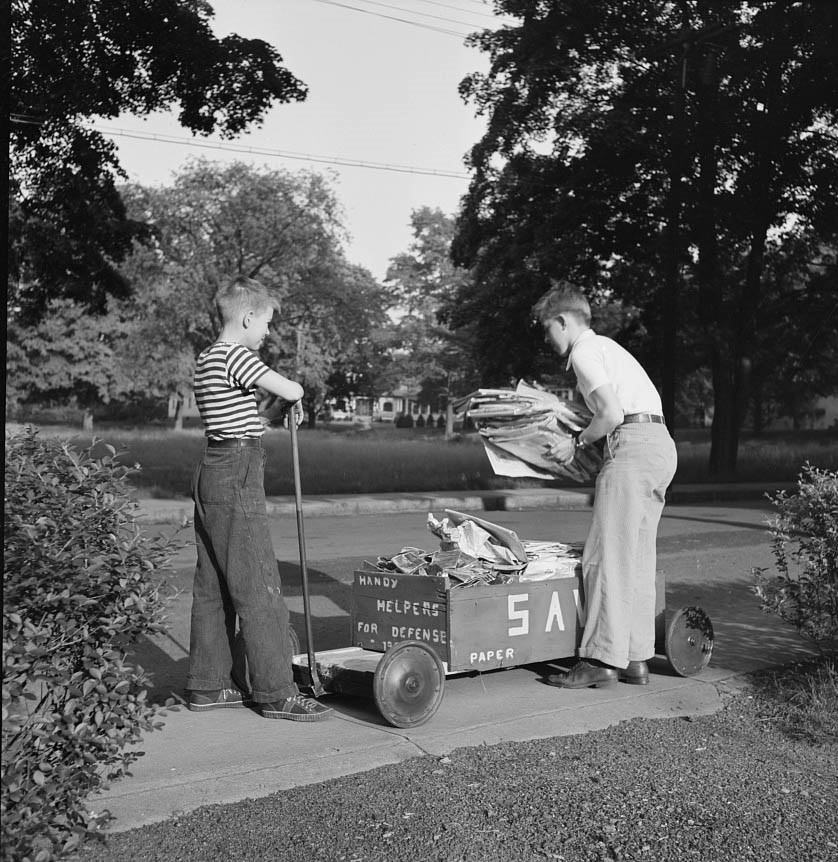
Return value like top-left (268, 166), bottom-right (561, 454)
top-left (385, 208), bottom-right (483, 414)
top-left (452, 0), bottom-right (838, 473)
top-left (118, 160), bottom-right (390, 424)
top-left (9, 0), bottom-right (306, 321)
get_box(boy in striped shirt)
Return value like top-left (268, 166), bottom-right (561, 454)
top-left (186, 277), bottom-right (332, 722)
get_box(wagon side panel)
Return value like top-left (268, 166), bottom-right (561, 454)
top-left (447, 576), bottom-right (584, 672)
top-left (351, 571), bottom-right (450, 664)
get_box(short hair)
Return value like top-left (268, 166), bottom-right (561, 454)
top-left (532, 280), bottom-right (591, 326)
top-left (215, 277), bottom-right (281, 324)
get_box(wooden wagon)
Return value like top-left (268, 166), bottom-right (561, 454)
top-left (291, 564), bottom-right (714, 728)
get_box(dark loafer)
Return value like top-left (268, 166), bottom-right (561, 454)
top-left (618, 660), bottom-right (649, 685)
top-left (546, 660), bottom-right (618, 689)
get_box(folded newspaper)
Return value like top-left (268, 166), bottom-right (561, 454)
top-left (455, 380), bottom-right (603, 483)
top-left (360, 510), bottom-right (582, 587)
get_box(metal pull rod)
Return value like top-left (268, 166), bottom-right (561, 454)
top-left (288, 402), bottom-right (324, 696)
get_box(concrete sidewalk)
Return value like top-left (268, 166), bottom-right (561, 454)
top-left (135, 481), bottom-right (790, 524)
top-left (92, 663), bottom-right (748, 833)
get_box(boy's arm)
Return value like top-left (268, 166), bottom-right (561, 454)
top-left (254, 369), bottom-right (304, 403)
top-left (579, 383), bottom-right (622, 444)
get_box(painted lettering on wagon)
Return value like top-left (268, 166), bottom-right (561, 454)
top-left (357, 574), bottom-right (399, 589)
top-left (469, 647), bottom-right (515, 664)
top-left (507, 589), bottom-right (583, 637)
top-left (389, 625), bottom-right (447, 644)
top-left (375, 599), bottom-right (441, 617)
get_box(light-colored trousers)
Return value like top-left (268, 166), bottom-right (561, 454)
top-left (578, 422), bottom-right (678, 668)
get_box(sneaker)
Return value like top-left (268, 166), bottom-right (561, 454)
top-left (187, 687), bottom-right (252, 711)
top-left (258, 694), bottom-right (333, 722)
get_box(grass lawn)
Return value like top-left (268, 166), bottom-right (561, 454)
top-left (6, 422), bottom-right (838, 498)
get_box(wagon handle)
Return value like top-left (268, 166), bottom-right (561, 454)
top-left (288, 401), bottom-right (324, 697)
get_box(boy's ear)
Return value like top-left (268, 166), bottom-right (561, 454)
top-left (242, 309), bottom-right (254, 328)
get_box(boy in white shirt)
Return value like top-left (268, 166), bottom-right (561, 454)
top-left (533, 282), bottom-right (677, 688)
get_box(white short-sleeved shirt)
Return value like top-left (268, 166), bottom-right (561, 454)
top-left (567, 329), bottom-right (663, 416)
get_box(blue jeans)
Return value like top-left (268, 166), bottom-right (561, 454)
top-left (578, 423), bottom-right (678, 668)
top-left (186, 442), bottom-right (297, 702)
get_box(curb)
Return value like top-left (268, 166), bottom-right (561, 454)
top-left (134, 483), bottom-right (791, 525)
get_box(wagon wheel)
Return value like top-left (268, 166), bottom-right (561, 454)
top-left (665, 606), bottom-right (714, 677)
top-left (373, 641), bottom-right (445, 728)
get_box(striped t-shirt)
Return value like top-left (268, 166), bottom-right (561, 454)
top-left (193, 342), bottom-right (270, 439)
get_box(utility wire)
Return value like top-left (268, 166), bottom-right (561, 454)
top-left (11, 113), bottom-right (473, 180)
top-left (309, 0), bottom-right (471, 38)
top-left (338, 0), bottom-right (487, 29)
top-left (74, 121), bottom-right (472, 180)
top-left (414, 0), bottom-right (503, 20)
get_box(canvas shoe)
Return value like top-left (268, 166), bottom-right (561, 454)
top-left (258, 694), bottom-right (333, 721)
top-left (187, 687), bottom-right (252, 711)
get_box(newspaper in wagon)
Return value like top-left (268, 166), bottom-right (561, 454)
top-left (363, 510), bottom-right (582, 587)
top-left (454, 380), bottom-right (603, 484)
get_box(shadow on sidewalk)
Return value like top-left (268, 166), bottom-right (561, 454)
top-left (127, 560), bottom-right (354, 706)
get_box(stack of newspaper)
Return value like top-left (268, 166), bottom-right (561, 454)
top-left (455, 381), bottom-right (603, 484)
top-left (361, 511), bottom-right (583, 588)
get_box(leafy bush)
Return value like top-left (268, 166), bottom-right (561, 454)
top-left (395, 412), bottom-right (414, 428)
top-left (415, 414), bottom-right (426, 428)
top-left (2, 427), bottom-right (177, 860)
top-left (754, 464), bottom-right (838, 653)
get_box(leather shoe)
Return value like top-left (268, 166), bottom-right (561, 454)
top-left (545, 660), bottom-right (618, 689)
top-left (618, 660), bottom-right (649, 685)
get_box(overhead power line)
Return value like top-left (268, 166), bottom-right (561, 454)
top-left (309, 0), bottom-right (471, 38)
top-left (414, 0), bottom-right (502, 20)
top-left (78, 122), bottom-right (472, 180)
top-left (339, 0), bottom-right (488, 29)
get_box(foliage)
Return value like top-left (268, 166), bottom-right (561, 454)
top-left (395, 413), bottom-right (415, 429)
top-left (6, 300), bottom-right (134, 428)
top-left (749, 657), bottom-right (838, 746)
top-left (2, 427), bottom-right (178, 859)
top-left (754, 464), bottom-right (838, 652)
top-left (10, 0), bottom-right (307, 322)
top-left (119, 161), bottom-right (390, 425)
top-left (452, 0), bottom-right (838, 474)
top-left (384, 208), bottom-right (483, 412)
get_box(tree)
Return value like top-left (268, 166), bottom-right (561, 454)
top-left (119, 161), bottom-right (390, 426)
top-left (6, 300), bottom-right (131, 430)
top-left (9, 0), bottom-right (306, 322)
top-left (747, 240), bottom-right (838, 431)
top-left (385, 208), bottom-right (483, 434)
top-left (452, 0), bottom-right (838, 474)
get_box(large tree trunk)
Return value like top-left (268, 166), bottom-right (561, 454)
top-left (82, 408), bottom-right (94, 432)
top-left (660, 14), bottom-right (691, 432)
top-left (694, 52), bottom-right (740, 477)
top-left (709, 346), bottom-right (739, 476)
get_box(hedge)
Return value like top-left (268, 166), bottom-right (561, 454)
top-left (2, 427), bottom-right (178, 860)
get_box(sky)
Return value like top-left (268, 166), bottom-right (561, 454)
top-left (106, 0), bottom-right (512, 282)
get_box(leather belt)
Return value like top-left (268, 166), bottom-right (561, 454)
top-left (206, 437), bottom-right (262, 448)
top-left (622, 413), bottom-right (666, 425)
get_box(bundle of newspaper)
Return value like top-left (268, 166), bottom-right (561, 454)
top-left (455, 380), bottom-right (603, 484)
top-left (520, 540), bottom-right (583, 581)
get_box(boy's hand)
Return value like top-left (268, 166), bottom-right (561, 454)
top-left (283, 401), bottom-right (305, 429)
top-left (544, 435), bottom-right (576, 464)
top-left (259, 394), bottom-right (303, 428)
